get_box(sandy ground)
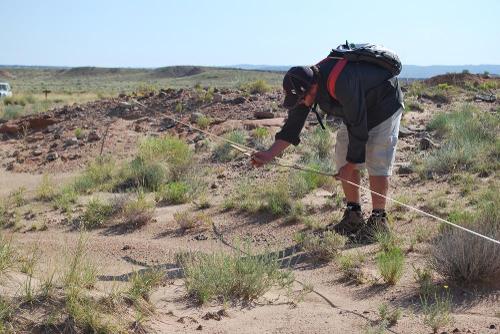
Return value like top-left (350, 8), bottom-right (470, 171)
top-left (0, 88), bottom-right (499, 333)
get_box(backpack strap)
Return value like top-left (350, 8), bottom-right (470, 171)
top-left (327, 58), bottom-right (348, 100)
top-left (311, 103), bottom-right (325, 129)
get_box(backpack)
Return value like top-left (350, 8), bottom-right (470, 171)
top-left (328, 41), bottom-right (402, 76)
top-left (311, 42), bottom-right (402, 129)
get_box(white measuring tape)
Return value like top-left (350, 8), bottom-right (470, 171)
top-left (131, 98), bottom-right (500, 246)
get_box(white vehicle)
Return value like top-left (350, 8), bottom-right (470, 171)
top-left (0, 82), bottom-right (12, 98)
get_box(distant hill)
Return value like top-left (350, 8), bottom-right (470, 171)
top-left (233, 64), bottom-right (500, 78)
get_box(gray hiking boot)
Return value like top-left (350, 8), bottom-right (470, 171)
top-left (356, 212), bottom-right (390, 244)
top-left (326, 208), bottom-right (365, 239)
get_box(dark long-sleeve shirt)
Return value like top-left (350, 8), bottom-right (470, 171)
top-left (276, 60), bottom-right (404, 163)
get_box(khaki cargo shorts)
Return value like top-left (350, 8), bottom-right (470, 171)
top-left (335, 108), bottom-right (403, 176)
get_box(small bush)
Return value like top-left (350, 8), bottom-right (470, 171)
top-left (174, 211), bottom-right (212, 231)
top-left (121, 195), bottom-right (155, 227)
top-left (338, 252), bottom-right (366, 283)
top-left (413, 265), bottom-right (435, 297)
top-left (376, 247), bottom-right (405, 285)
top-left (212, 130), bottom-right (247, 162)
top-left (298, 231), bottom-right (347, 261)
top-left (180, 250), bottom-right (293, 304)
top-left (378, 303), bottom-right (402, 327)
top-left (156, 181), bottom-right (190, 205)
top-left (138, 135), bottom-right (194, 180)
top-left (127, 270), bottom-right (164, 304)
top-left (36, 174), bottom-right (57, 201)
top-left (9, 187), bottom-right (26, 207)
top-left (244, 80), bottom-right (270, 94)
top-left (421, 289), bottom-right (453, 334)
top-left (119, 157), bottom-right (165, 191)
top-left (196, 115), bottom-right (212, 129)
top-left (73, 157), bottom-right (115, 194)
top-left (80, 198), bottom-right (114, 229)
top-left (375, 231), bottom-right (402, 252)
top-left (74, 128), bottom-right (85, 140)
top-left (430, 202), bottom-right (500, 283)
top-left (53, 185), bottom-right (78, 212)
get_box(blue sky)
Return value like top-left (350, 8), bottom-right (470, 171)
top-left (3, 0), bottom-right (499, 67)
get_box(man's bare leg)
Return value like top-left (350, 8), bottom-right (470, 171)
top-left (368, 175), bottom-right (389, 210)
top-left (341, 170), bottom-right (361, 204)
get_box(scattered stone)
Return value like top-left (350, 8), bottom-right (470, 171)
top-left (196, 325), bottom-right (203, 331)
top-left (452, 328), bottom-right (460, 333)
top-left (6, 161), bottom-right (14, 171)
top-left (49, 142), bottom-right (58, 149)
top-left (242, 118), bottom-right (285, 129)
top-left (474, 93), bottom-right (496, 103)
top-left (202, 309), bottom-right (228, 321)
top-left (32, 149), bottom-right (43, 157)
top-left (87, 130), bottom-right (101, 142)
top-left (64, 137), bottom-right (79, 147)
top-left (230, 96), bottom-right (246, 104)
top-left (24, 212), bottom-right (36, 220)
top-left (46, 152), bottom-right (59, 161)
top-left (211, 183), bottom-right (218, 189)
top-left (194, 234), bottom-right (208, 241)
top-left (254, 111), bottom-right (275, 119)
top-left (68, 153), bottom-right (81, 160)
top-left (121, 245), bottom-right (131, 251)
top-left (11, 150), bottom-right (19, 158)
top-left (419, 135), bottom-right (437, 150)
top-left (489, 324), bottom-right (496, 330)
top-left (213, 93), bottom-right (223, 103)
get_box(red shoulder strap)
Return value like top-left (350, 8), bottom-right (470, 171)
top-left (326, 58), bottom-right (348, 100)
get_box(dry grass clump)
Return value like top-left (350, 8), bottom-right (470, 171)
top-left (212, 130), bottom-right (247, 162)
top-left (295, 231), bottom-right (347, 261)
top-left (338, 252), bottom-right (367, 284)
top-left (430, 191), bottom-right (500, 283)
top-left (376, 247), bottom-right (405, 285)
top-left (120, 194), bottom-right (155, 228)
top-left (174, 211), bottom-right (212, 231)
top-left (80, 197), bottom-right (115, 229)
top-left (179, 250), bottom-right (293, 304)
top-left (35, 174), bottom-right (58, 201)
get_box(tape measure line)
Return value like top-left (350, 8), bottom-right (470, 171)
top-left (131, 99), bottom-right (500, 246)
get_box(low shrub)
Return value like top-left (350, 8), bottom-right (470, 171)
top-left (338, 252), bottom-right (366, 283)
top-left (73, 157), bottom-right (115, 194)
top-left (430, 201), bottom-right (500, 283)
top-left (297, 231), bottom-right (347, 261)
top-left (36, 174), bottom-right (57, 201)
top-left (174, 211), bottom-right (212, 231)
top-left (243, 80), bottom-right (270, 94)
top-left (121, 195), bottom-right (155, 227)
top-left (376, 247), bottom-right (405, 285)
top-left (212, 130), bottom-right (247, 162)
top-left (156, 181), bottom-right (190, 205)
top-left (420, 289), bottom-right (453, 334)
top-left (80, 198), bottom-right (115, 229)
top-left (180, 250), bottom-right (293, 304)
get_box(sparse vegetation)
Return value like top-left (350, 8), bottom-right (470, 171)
top-left (430, 193), bottom-right (500, 282)
top-left (174, 210), bottom-right (212, 231)
top-left (242, 79), bottom-right (271, 94)
top-left (420, 289), bottom-right (453, 334)
top-left (376, 247), bottom-right (405, 285)
top-left (212, 130), bottom-right (247, 162)
top-left (80, 197), bottom-right (115, 229)
top-left (36, 174), bottom-right (57, 201)
top-left (180, 250), bottom-right (293, 304)
top-left (415, 104), bottom-right (499, 177)
top-left (378, 303), bottom-right (402, 327)
top-left (338, 252), bottom-right (367, 284)
top-left (296, 231), bottom-right (347, 261)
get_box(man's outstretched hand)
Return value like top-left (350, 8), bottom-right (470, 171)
top-left (251, 150), bottom-right (275, 167)
top-left (250, 139), bottom-right (291, 168)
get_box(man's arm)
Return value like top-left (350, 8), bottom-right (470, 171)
top-left (251, 105), bottom-right (310, 167)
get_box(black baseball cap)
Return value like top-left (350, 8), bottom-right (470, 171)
top-left (282, 66), bottom-right (315, 109)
